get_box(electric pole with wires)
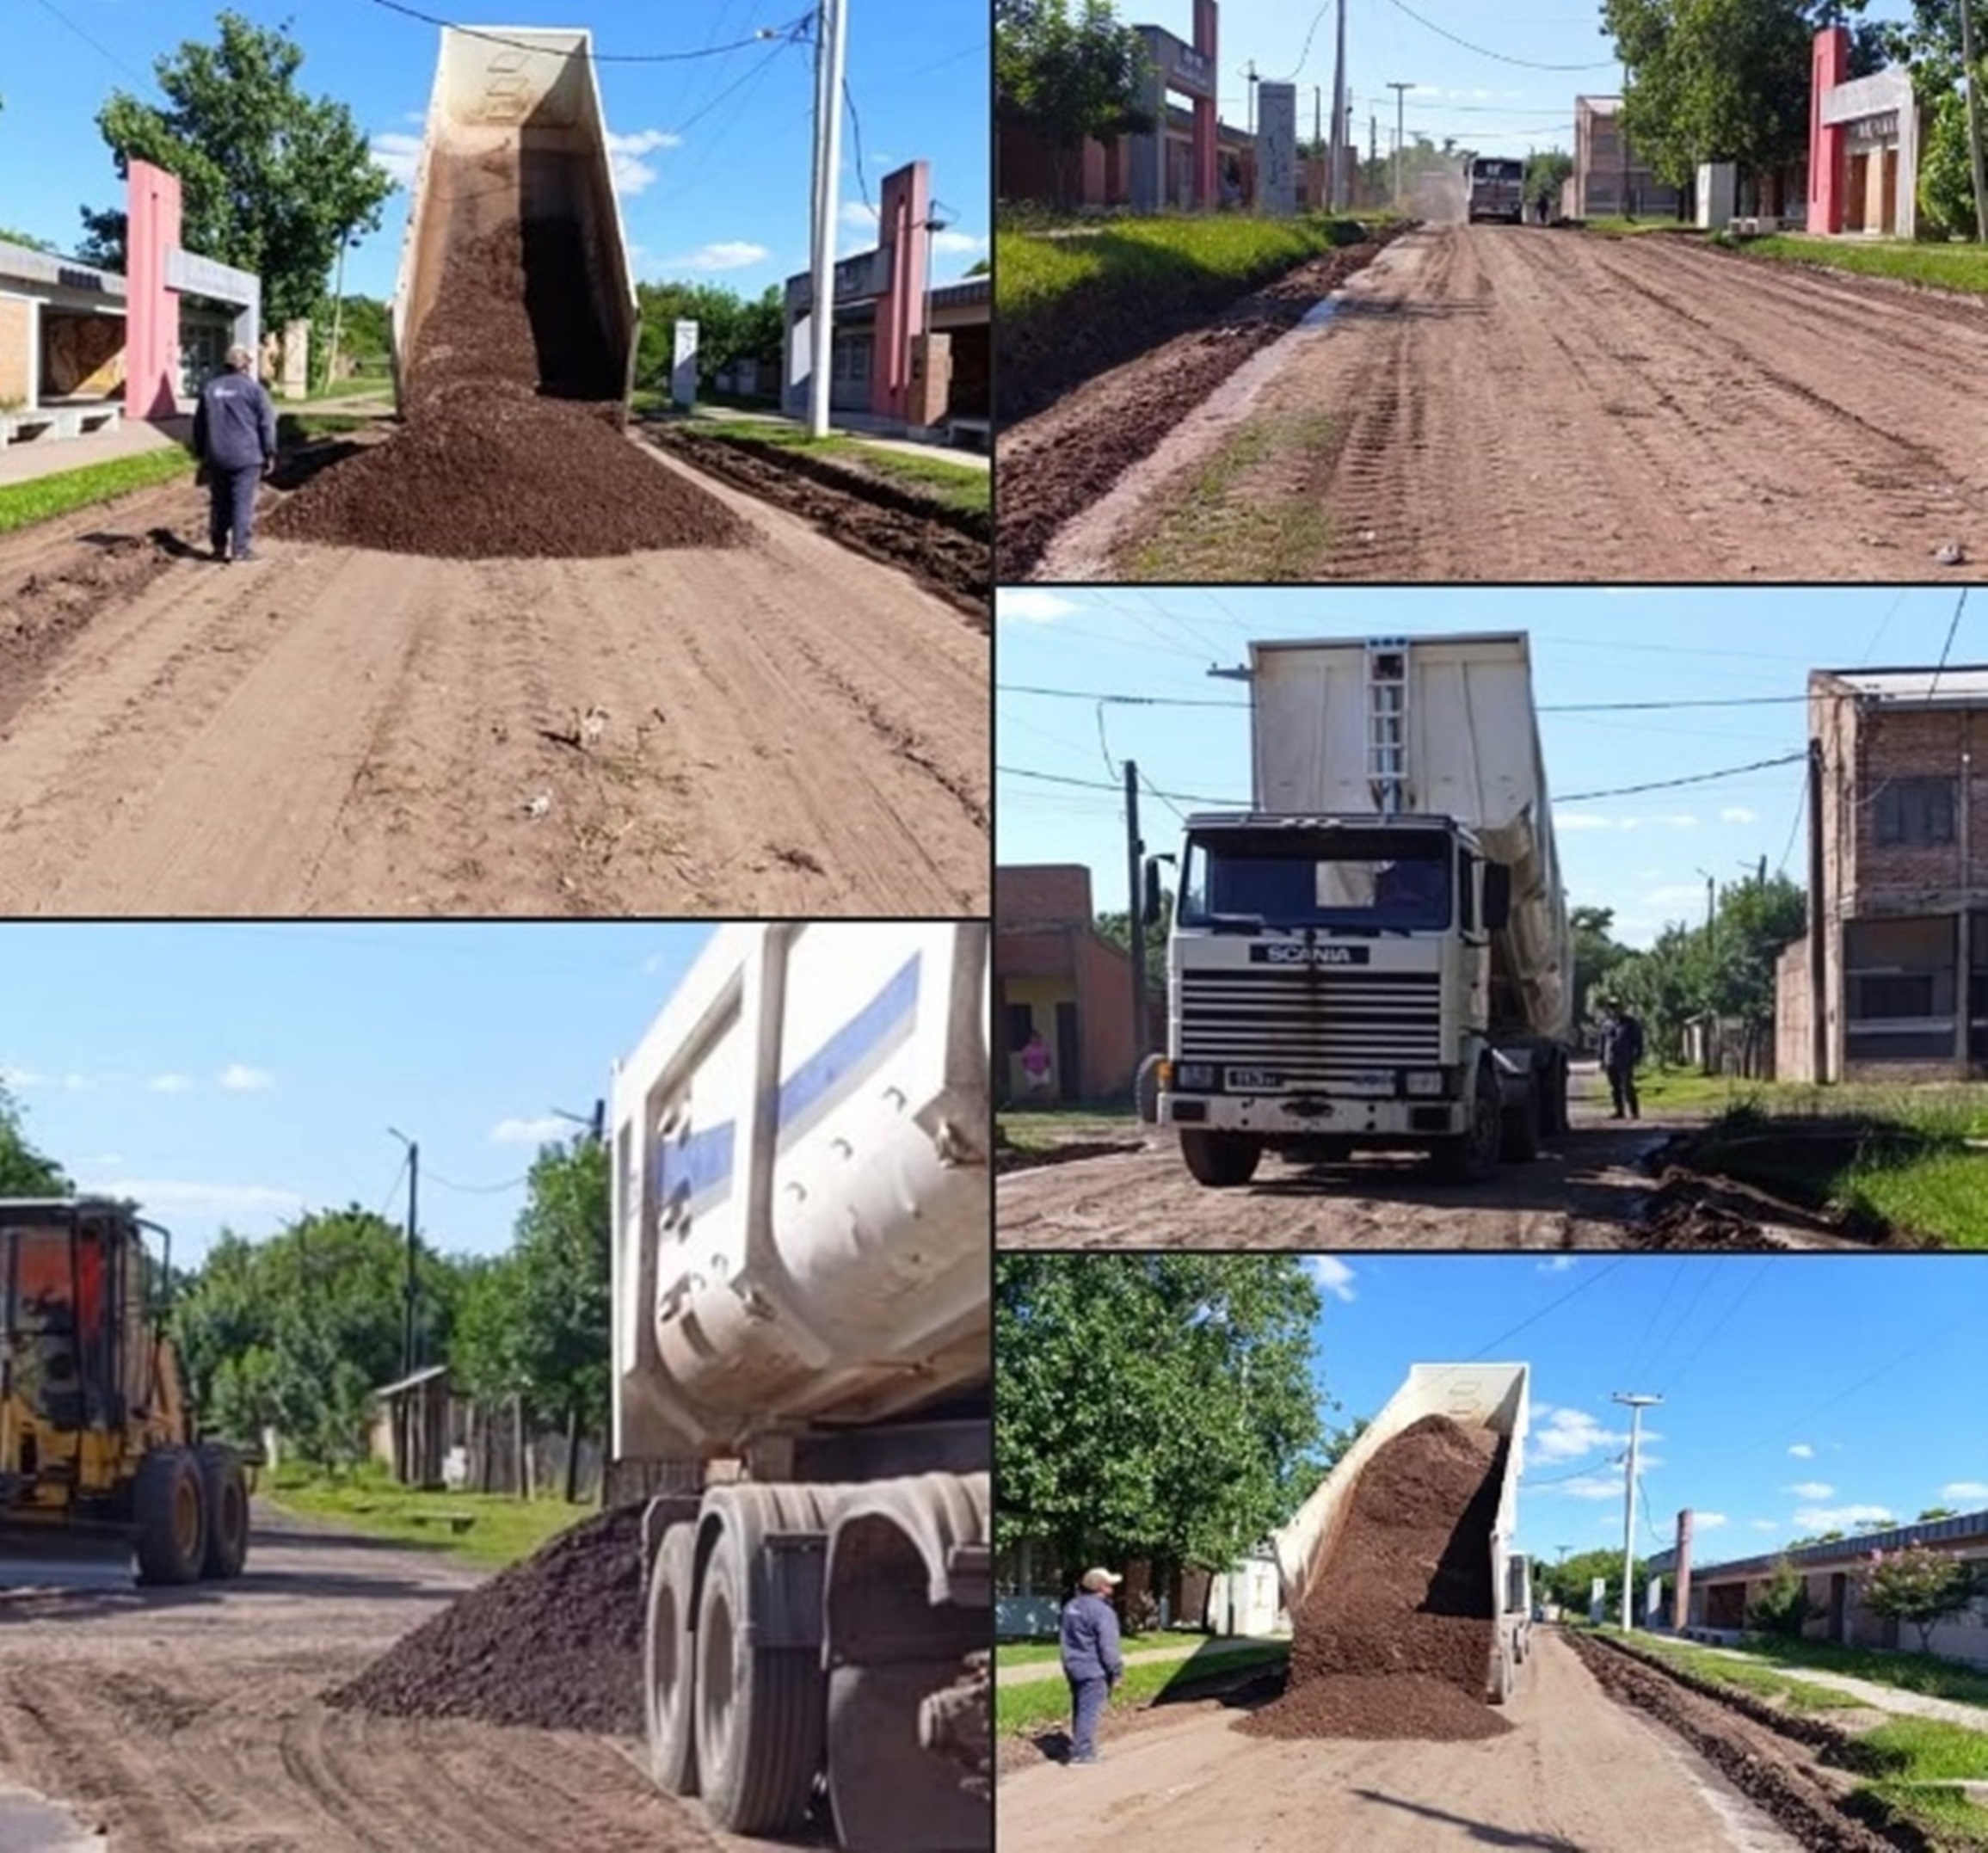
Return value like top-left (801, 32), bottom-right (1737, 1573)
top-left (1125, 760), bottom-right (1148, 1062)
top-left (806, 0), bottom-right (848, 438)
top-left (1613, 1392), bottom-right (1662, 1629)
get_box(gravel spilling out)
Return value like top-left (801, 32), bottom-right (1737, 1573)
top-left (326, 1504), bottom-right (646, 1735)
top-left (1243, 1414), bottom-right (1511, 1742)
top-left (270, 169), bottom-right (748, 561)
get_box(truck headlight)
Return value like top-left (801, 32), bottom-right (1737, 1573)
top-left (1405, 1070), bottom-right (1447, 1097)
top-left (1175, 1063), bottom-right (1216, 1091)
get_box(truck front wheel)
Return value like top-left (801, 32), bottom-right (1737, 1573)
top-left (1179, 1130), bottom-right (1262, 1188)
top-left (1432, 1062), bottom-right (1501, 1184)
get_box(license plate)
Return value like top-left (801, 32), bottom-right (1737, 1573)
top-left (1226, 1068), bottom-right (1284, 1091)
top-left (1339, 1071), bottom-right (1395, 1095)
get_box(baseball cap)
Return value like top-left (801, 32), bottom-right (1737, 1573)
top-left (1080, 1567), bottom-right (1123, 1591)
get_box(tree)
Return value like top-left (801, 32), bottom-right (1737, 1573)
top-left (634, 280), bottom-right (783, 395)
top-left (996, 0), bottom-right (1154, 205)
top-left (1573, 905), bottom-right (1635, 1023)
top-left (1525, 150), bottom-right (1574, 219)
top-left (995, 1254), bottom-right (1327, 1585)
top-left (1095, 891), bottom-right (1171, 996)
top-left (1863, 1544), bottom-right (1980, 1653)
top-left (1747, 1554), bottom-right (1814, 1636)
top-left (0, 1083), bottom-right (68, 1195)
top-left (1537, 1546), bottom-right (1650, 1616)
top-left (0, 227), bottom-right (59, 255)
top-left (1918, 1506), bottom-right (1962, 1521)
top-left (78, 11), bottom-right (391, 329)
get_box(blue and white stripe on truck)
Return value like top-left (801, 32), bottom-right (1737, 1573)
top-left (652, 952), bottom-right (923, 1220)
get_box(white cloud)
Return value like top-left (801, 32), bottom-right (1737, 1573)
top-left (1555, 811), bottom-right (1616, 832)
top-left (662, 241), bottom-right (771, 274)
top-left (217, 1064), bottom-right (274, 1093)
top-left (932, 228), bottom-right (989, 258)
top-left (1720, 807), bottom-right (1760, 825)
top-left (1641, 883), bottom-right (1712, 914)
top-left (840, 200), bottom-right (880, 231)
top-left (1793, 1503), bottom-right (1893, 1532)
top-left (1751, 1519), bottom-right (1781, 1532)
top-left (1532, 1408), bottom-right (1625, 1462)
top-left (1785, 1481), bottom-right (1836, 1500)
top-left (371, 132), bottom-right (422, 187)
top-left (999, 589), bottom-right (1080, 625)
top-left (1655, 813), bottom-right (1700, 831)
top-left (1695, 1512), bottom-right (1730, 1530)
top-left (87, 1178), bottom-right (305, 1221)
top-left (490, 1114), bottom-right (570, 1147)
top-left (1942, 1482), bottom-right (1988, 1502)
top-left (1307, 1256), bottom-right (1356, 1302)
top-left (1788, 1444), bottom-right (1816, 1460)
top-left (1560, 1473), bottom-right (1629, 1500)
top-left (606, 127), bottom-right (680, 196)
top-left (149, 1073), bottom-right (195, 1094)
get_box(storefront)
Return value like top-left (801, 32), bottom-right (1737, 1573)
top-left (1809, 28), bottom-right (1921, 239)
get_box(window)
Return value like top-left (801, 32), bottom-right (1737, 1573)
top-left (1874, 778), bottom-right (1956, 846)
top-left (1851, 974), bottom-right (1936, 1020)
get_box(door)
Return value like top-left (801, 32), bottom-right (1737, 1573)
top-left (1881, 148), bottom-right (1899, 235)
top-left (1830, 1572), bottom-right (1849, 1643)
top-left (1845, 152), bottom-right (1868, 232)
top-left (1055, 1000), bottom-right (1082, 1104)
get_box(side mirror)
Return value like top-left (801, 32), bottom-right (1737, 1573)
top-left (1482, 863), bottom-right (1512, 932)
top-left (1142, 859), bottom-right (1165, 928)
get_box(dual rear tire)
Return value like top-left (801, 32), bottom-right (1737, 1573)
top-left (133, 1444), bottom-right (249, 1586)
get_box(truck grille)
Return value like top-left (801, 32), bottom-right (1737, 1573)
top-left (1179, 968), bottom-right (1442, 1085)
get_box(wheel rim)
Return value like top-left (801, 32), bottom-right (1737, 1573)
top-left (699, 1583), bottom-right (736, 1781)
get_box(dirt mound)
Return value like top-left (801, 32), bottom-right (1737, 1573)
top-left (271, 213), bottom-right (748, 561)
top-left (326, 1504), bottom-right (646, 1735)
top-left (1243, 1414), bottom-right (1511, 1743)
top-left (925, 1652), bottom-right (992, 1797)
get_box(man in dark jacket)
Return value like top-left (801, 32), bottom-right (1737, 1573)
top-left (191, 344), bottom-right (277, 563)
top-left (1060, 1567), bottom-right (1124, 1766)
top-left (1597, 999), bottom-right (1646, 1120)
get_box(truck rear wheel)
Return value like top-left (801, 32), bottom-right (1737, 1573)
top-left (133, 1447), bottom-right (206, 1587)
top-left (194, 1444), bottom-right (249, 1579)
top-left (1432, 1062), bottom-right (1501, 1184)
top-left (1179, 1130), bottom-right (1262, 1188)
top-left (1499, 1079), bottom-right (1542, 1164)
top-left (644, 1522), bottom-right (699, 1797)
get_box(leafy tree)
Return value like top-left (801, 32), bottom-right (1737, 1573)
top-left (1538, 1546), bottom-right (1650, 1616)
top-left (0, 227), bottom-right (59, 255)
top-left (996, 0), bottom-right (1154, 205)
top-left (1862, 1544), bottom-right (1980, 1653)
top-left (1918, 1506), bottom-right (1962, 1521)
top-left (1525, 150), bottom-right (1574, 218)
top-left (1573, 904), bottom-right (1635, 1023)
top-left (1747, 1554), bottom-right (1814, 1636)
top-left (995, 1254), bottom-right (1327, 1583)
top-left (0, 1083), bottom-right (68, 1195)
top-left (1095, 890), bottom-right (1171, 995)
top-left (635, 280), bottom-right (783, 394)
top-left (315, 292), bottom-right (391, 377)
top-left (78, 11), bottom-right (392, 329)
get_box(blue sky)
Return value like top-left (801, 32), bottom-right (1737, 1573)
top-left (1301, 1253), bottom-right (1988, 1567)
top-left (1142, 0), bottom-right (1918, 163)
top-left (996, 587), bottom-right (1985, 948)
top-left (4, 0), bottom-right (988, 299)
top-left (0, 923), bottom-right (715, 1265)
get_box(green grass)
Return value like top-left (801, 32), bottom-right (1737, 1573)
top-left (0, 444), bottom-right (196, 536)
top-left (678, 418), bottom-right (988, 516)
top-left (1849, 1716), bottom-right (1988, 1782)
top-left (998, 1107), bottom-right (1141, 1154)
top-left (1858, 1780), bottom-right (1988, 1852)
top-left (997, 1628), bottom-right (1216, 1668)
top-left (266, 1470), bottom-right (593, 1570)
top-left (1583, 216), bottom-right (1701, 237)
top-left (1727, 232), bottom-right (1988, 296)
top-left (1727, 1636), bottom-right (1988, 1711)
top-left (1633, 1068), bottom-right (1806, 1114)
top-left (995, 1641), bottom-right (1289, 1737)
top-left (1603, 1630), bottom-right (1863, 1714)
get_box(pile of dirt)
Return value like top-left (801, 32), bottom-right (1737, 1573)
top-left (1243, 1414), bottom-right (1511, 1743)
top-left (924, 1652), bottom-right (992, 1798)
top-left (326, 1504), bottom-right (646, 1735)
top-left (270, 211), bottom-right (748, 561)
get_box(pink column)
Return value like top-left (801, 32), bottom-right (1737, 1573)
top-left (870, 160), bottom-right (930, 422)
top-left (1192, 0), bottom-right (1220, 207)
top-left (125, 159), bottom-right (182, 419)
top-left (1808, 27), bottom-right (1850, 235)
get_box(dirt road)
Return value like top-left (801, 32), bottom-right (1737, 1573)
top-left (1025, 224), bottom-right (1988, 582)
top-left (998, 1077), bottom-right (1825, 1250)
top-left (998, 1630), bottom-right (1799, 1852)
top-left (0, 448), bottom-right (986, 917)
top-left (0, 1508), bottom-right (771, 1852)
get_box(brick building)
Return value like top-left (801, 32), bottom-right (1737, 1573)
top-left (1777, 665), bottom-right (1988, 1082)
top-left (994, 865), bottom-right (1142, 1105)
top-left (1570, 96), bottom-right (1684, 219)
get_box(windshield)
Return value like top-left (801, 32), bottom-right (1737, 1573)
top-left (1179, 831), bottom-right (1455, 933)
top-left (1472, 160), bottom-right (1522, 182)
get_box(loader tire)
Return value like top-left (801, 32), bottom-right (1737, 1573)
top-left (195, 1444), bottom-right (249, 1579)
top-left (134, 1447), bottom-right (206, 1587)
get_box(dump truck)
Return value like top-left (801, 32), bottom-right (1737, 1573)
top-left (610, 922), bottom-right (990, 1853)
top-left (1271, 1362), bottom-right (1532, 1702)
top-left (391, 24), bottom-right (639, 414)
top-left (0, 1197), bottom-right (251, 1585)
top-left (1148, 632), bottom-right (1573, 1187)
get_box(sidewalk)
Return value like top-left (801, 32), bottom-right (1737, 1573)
top-left (0, 416), bottom-right (189, 489)
top-left (1696, 1644), bottom-right (1988, 1730)
top-left (996, 1635), bottom-right (1288, 1687)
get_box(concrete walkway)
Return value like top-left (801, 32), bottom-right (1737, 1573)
top-left (0, 416), bottom-right (189, 488)
top-left (1696, 1644), bottom-right (1988, 1730)
top-left (997, 1635), bottom-right (1288, 1687)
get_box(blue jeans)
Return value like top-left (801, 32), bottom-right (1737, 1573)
top-left (207, 464), bottom-right (262, 557)
top-left (1068, 1673), bottom-right (1110, 1762)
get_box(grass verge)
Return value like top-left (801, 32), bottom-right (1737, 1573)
top-left (1583, 216), bottom-right (1701, 238)
top-left (1848, 1719), bottom-right (1988, 1850)
top-left (276, 411), bottom-right (373, 446)
top-left (266, 1469), bottom-right (591, 1571)
top-left (998, 1108), bottom-right (1141, 1154)
top-left (995, 1641), bottom-right (1289, 1737)
top-left (0, 444), bottom-right (194, 536)
top-left (682, 418), bottom-right (988, 515)
top-left (997, 1628), bottom-right (1216, 1669)
top-left (1725, 232), bottom-right (1988, 296)
top-left (1727, 1636), bottom-right (1988, 1710)
top-left (1601, 1630), bottom-right (1863, 1714)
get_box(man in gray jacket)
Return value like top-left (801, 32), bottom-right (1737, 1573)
top-left (1059, 1567), bottom-right (1124, 1766)
top-left (191, 344), bottom-right (277, 563)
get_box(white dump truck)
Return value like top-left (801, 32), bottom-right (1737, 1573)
top-left (1271, 1363), bottom-right (1532, 1702)
top-left (392, 24), bottom-right (639, 414)
top-left (1148, 632), bottom-right (1574, 1187)
top-left (609, 923), bottom-right (990, 1853)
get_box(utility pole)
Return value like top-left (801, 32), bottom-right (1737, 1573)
top-left (1329, 0), bottom-right (1348, 211)
top-left (1388, 82), bottom-right (1413, 211)
top-left (1613, 1393), bottom-right (1662, 1631)
top-left (389, 1130), bottom-right (420, 1376)
top-left (1963, 0), bottom-right (1988, 243)
top-left (1125, 760), bottom-right (1149, 1063)
top-left (806, 0), bottom-right (848, 439)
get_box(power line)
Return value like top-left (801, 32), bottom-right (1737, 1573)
top-left (358, 0), bottom-right (809, 62)
top-left (1929, 587), bottom-right (1971, 701)
top-left (423, 1167), bottom-right (530, 1196)
top-left (1558, 752), bottom-right (1809, 803)
top-left (1382, 0), bottom-right (1620, 71)
top-left (28, 0), bottom-right (153, 86)
top-left (1661, 1259), bottom-right (1776, 1396)
top-left (843, 76), bottom-right (872, 213)
top-left (1465, 1257), bottom-right (1631, 1361)
top-left (997, 681), bottom-right (1813, 714)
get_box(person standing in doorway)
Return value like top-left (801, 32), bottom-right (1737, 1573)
top-left (192, 344), bottom-right (277, 563)
top-left (1060, 1567), bottom-right (1123, 1766)
top-left (1597, 998), bottom-right (1645, 1120)
top-left (1019, 1027), bottom-right (1055, 1103)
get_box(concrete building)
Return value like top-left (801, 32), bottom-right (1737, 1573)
top-left (1572, 96), bottom-right (1684, 219)
top-left (1809, 27), bottom-right (1922, 239)
top-left (994, 865), bottom-right (1141, 1105)
top-left (1776, 665), bottom-right (1988, 1084)
top-left (1686, 1510), bottom-right (1988, 1665)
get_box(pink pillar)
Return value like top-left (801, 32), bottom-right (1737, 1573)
top-left (1192, 0), bottom-right (1220, 208)
top-left (870, 160), bottom-right (930, 422)
top-left (1808, 27), bottom-right (1850, 236)
top-left (125, 159), bottom-right (182, 419)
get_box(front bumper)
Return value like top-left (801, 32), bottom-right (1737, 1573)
top-left (1159, 1093), bottom-right (1467, 1138)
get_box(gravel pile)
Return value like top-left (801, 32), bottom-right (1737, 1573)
top-left (326, 1503), bottom-right (647, 1735)
top-left (1243, 1414), bottom-right (1512, 1743)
